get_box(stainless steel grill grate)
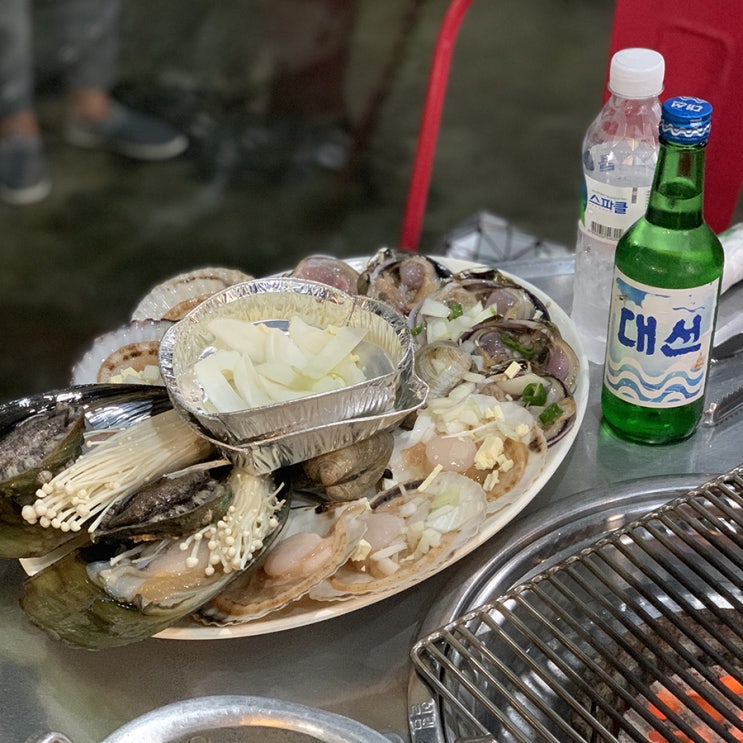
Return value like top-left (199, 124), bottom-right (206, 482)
top-left (410, 467), bottom-right (743, 742)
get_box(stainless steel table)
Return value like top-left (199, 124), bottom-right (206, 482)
top-left (2, 257), bottom-right (741, 743)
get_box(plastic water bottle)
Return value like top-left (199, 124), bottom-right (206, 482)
top-left (571, 48), bottom-right (665, 364)
top-left (602, 96), bottom-right (724, 444)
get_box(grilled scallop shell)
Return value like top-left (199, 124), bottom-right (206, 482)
top-left (196, 500), bottom-right (369, 625)
top-left (131, 267), bottom-right (253, 321)
top-left (70, 320), bottom-right (173, 386)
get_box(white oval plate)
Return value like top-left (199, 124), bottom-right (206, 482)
top-left (19, 257), bottom-right (587, 640)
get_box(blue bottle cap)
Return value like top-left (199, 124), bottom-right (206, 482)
top-left (659, 96), bottom-right (713, 145)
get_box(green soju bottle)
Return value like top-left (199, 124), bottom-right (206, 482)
top-left (601, 96), bottom-right (724, 444)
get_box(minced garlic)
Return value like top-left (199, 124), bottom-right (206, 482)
top-left (504, 361), bottom-right (522, 379)
top-left (418, 463), bottom-right (443, 492)
top-left (474, 435), bottom-right (504, 470)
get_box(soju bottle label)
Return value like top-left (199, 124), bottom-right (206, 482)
top-left (582, 176), bottom-right (651, 242)
top-left (604, 269), bottom-right (719, 408)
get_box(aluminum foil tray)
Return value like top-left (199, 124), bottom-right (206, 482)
top-left (205, 373), bottom-right (427, 474)
top-left (159, 278), bottom-right (414, 444)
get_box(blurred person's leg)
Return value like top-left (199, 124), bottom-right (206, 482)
top-left (0, 0), bottom-right (36, 123)
top-left (48, 0), bottom-right (119, 122)
top-left (0, 0), bottom-right (50, 204)
top-left (47, 0), bottom-right (187, 160)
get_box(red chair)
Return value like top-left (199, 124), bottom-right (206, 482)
top-left (607, 0), bottom-right (743, 233)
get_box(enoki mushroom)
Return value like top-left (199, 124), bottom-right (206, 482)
top-left (22, 410), bottom-right (214, 533)
top-left (179, 472), bottom-right (284, 576)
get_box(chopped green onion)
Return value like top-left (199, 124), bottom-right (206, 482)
top-left (501, 332), bottom-right (535, 359)
top-left (539, 402), bottom-right (563, 425)
top-left (411, 324), bottom-right (424, 337)
top-left (447, 302), bottom-right (464, 320)
top-left (522, 382), bottom-right (547, 407)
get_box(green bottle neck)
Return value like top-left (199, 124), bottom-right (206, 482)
top-left (645, 138), bottom-right (707, 230)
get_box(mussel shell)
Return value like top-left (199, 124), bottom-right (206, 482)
top-left (0, 384), bottom-right (172, 434)
top-left (0, 407), bottom-right (85, 559)
top-left (20, 487), bottom-right (291, 648)
top-left (0, 385), bottom-right (172, 558)
top-left (92, 464), bottom-right (233, 543)
top-left (0, 406), bottom-right (84, 501)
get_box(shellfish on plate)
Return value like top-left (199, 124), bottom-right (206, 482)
top-left (70, 267), bottom-right (253, 388)
top-left (70, 320), bottom-right (174, 386)
top-left (197, 498), bottom-right (369, 626)
top-left (21, 468), bottom-right (289, 649)
top-left (358, 247), bottom-right (452, 316)
top-left (0, 384), bottom-right (172, 559)
top-left (197, 468), bottom-right (487, 626)
top-left (131, 266), bottom-right (253, 322)
top-left (288, 254), bottom-right (362, 294)
top-left (8, 255), bottom-right (587, 642)
top-left (4, 386), bottom-right (289, 648)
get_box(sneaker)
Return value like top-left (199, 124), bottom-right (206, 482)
top-left (0, 134), bottom-right (51, 205)
top-left (65, 101), bottom-right (188, 161)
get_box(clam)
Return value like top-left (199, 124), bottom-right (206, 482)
top-left (411, 269), bottom-right (550, 327)
top-left (414, 340), bottom-right (474, 398)
top-left (451, 272), bottom-right (551, 322)
top-left (288, 254), bottom-right (361, 294)
top-left (297, 431), bottom-right (395, 502)
top-left (70, 320), bottom-right (173, 386)
top-left (359, 247), bottom-right (452, 315)
top-left (536, 391), bottom-right (576, 445)
top-left (131, 266), bottom-right (253, 322)
top-left (479, 366), bottom-right (577, 445)
top-left (20, 470), bottom-right (289, 648)
top-left (462, 319), bottom-right (580, 393)
top-left (409, 273), bottom-right (552, 346)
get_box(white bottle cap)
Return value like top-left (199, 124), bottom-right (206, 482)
top-left (608, 48), bottom-right (665, 98)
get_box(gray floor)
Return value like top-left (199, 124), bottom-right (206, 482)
top-left (0, 1), bottom-right (637, 400)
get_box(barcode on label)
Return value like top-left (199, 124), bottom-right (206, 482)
top-left (590, 222), bottom-right (624, 240)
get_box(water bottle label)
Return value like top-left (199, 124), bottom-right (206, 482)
top-left (582, 176), bottom-right (651, 241)
top-left (603, 269), bottom-right (719, 408)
